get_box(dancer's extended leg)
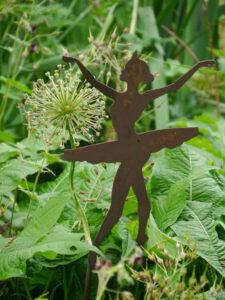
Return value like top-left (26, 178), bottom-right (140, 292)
top-left (83, 163), bottom-right (131, 300)
top-left (131, 168), bottom-right (151, 246)
top-left (64, 140), bottom-right (122, 164)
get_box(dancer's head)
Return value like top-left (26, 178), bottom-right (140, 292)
top-left (120, 51), bottom-right (154, 86)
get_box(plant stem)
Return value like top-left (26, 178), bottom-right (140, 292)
top-left (96, 274), bottom-right (112, 300)
top-left (203, 0), bottom-right (221, 118)
top-left (67, 121), bottom-right (92, 244)
top-left (63, 265), bottom-right (68, 300)
top-left (9, 189), bottom-right (18, 236)
top-left (23, 280), bottom-right (32, 300)
top-left (129, 0), bottom-right (139, 34)
top-left (24, 153), bottom-right (46, 227)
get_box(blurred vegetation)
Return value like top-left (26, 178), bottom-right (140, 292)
top-left (0, 0), bottom-right (225, 299)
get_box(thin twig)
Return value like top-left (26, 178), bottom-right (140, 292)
top-left (203, 0), bottom-right (221, 118)
top-left (161, 24), bottom-right (199, 63)
top-left (161, 24), bottom-right (214, 100)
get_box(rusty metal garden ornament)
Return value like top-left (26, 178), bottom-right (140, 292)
top-left (62, 52), bottom-right (214, 300)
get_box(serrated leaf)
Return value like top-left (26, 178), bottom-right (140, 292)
top-left (151, 178), bottom-right (187, 230)
top-left (151, 145), bottom-right (224, 229)
top-left (172, 201), bottom-right (225, 277)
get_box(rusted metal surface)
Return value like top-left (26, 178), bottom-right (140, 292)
top-left (62, 52), bottom-right (214, 300)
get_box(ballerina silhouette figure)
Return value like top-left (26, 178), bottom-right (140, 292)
top-left (63, 52), bottom-right (214, 300)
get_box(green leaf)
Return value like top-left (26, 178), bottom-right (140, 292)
top-left (0, 227), bottom-right (100, 280)
top-left (126, 219), bottom-right (138, 241)
top-left (117, 217), bottom-right (136, 257)
top-left (151, 145), bottom-right (224, 229)
top-left (147, 214), bottom-right (177, 258)
top-left (38, 162), bottom-right (117, 206)
top-left (174, 115), bottom-right (225, 166)
top-left (21, 192), bottom-right (69, 238)
top-left (0, 142), bottom-right (19, 163)
top-left (0, 131), bottom-right (17, 143)
top-left (16, 134), bottom-right (62, 158)
top-left (151, 178), bottom-right (187, 230)
top-left (74, 162), bottom-right (117, 209)
top-left (0, 158), bottom-right (39, 195)
top-left (0, 192), bottom-right (101, 280)
top-left (172, 201), bottom-right (225, 277)
top-left (0, 76), bottom-right (31, 94)
top-left (37, 162), bottom-right (117, 230)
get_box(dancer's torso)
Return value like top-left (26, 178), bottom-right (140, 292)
top-left (109, 90), bottom-right (143, 141)
top-left (109, 91), bottom-right (150, 166)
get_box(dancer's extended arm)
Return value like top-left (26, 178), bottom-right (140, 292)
top-left (62, 56), bottom-right (118, 99)
top-left (142, 60), bottom-right (215, 106)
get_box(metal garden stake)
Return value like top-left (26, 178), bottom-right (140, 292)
top-left (63, 51), bottom-right (214, 300)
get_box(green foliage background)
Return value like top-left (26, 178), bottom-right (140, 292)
top-left (0, 0), bottom-right (225, 299)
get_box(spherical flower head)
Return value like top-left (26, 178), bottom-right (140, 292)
top-left (23, 65), bottom-right (107, 148)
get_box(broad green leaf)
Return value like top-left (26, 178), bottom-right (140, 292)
top-left (21, 192), bottom-right (69, 237)
top-left (0, 158), bottom-right (39, 195)
top-left (0, 134), bottom-right (62, 165)
top-left (0, 236), bottom-right (8, 249)
top-left (0, 192), bottom-right (101, 280)
top-left (38, 162), bottom-right (117, 207)
top-left (117, 217), bottom-right (136, 257)
top-left (73, 162), bottom-right (117, 209)
top-left (0, 226), bottom-right (100, 280)
top-left (0, 131), bottom-right (17, 143)
top-left (147, 214), bottom-right (177, 258)
top-left (126, 219), bottom-right (138, 242)
top-left (197, 291), bottom-right (225, 300)
top-left (174, 115), bottom-right (225, 167)
top-left (44, 152), bottom-right (66, 165)
top-left (123, 198), bottom-right (138, 216)
top-left (37, 162), bottom-right (118, 229)
top-left (37, 164), bottom-right (70, 195)
top-left (188, 169), bottom-right (225, 211)
top-left (0, 142), bottom-right (19, 163)
top-left (16, 134), bottom-right (61, 159)
top-left (172, 201), bottom-right (225, 277)
top-left (151, 145), bottom-right (224, 230)
top-left (151, 178), bottom-right (187, 230)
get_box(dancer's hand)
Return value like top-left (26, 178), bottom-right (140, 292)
top-left (62, 56), bottom-right (79, 63)
top-left (198, 60), bottom-right (215, 68)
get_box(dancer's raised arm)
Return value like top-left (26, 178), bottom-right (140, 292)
top-left (62, 56), bottom-right (118, 99)
top-left (142, 60), bottom-right (215, 105)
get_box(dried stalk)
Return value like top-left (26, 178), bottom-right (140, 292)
top-left (203, 0), bottom-right (221, 118)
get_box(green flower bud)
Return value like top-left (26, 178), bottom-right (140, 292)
top-left (189, 277), bottom-right (196, 287)
top-left (180, 266), bottom-right (187, 276)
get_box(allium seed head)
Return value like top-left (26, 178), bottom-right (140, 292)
top-left (23, 66), bottom-right (107, 147)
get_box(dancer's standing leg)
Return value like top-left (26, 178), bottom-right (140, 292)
top-left (84, 163), bottom-right (131, 300)
top-left (131, 168), bottom-right (151, 246)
